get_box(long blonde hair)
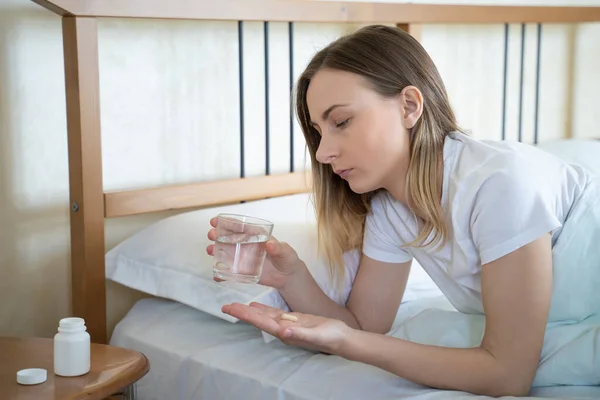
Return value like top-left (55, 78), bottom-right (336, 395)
top-left (296, 25), bottom-right (460, 276)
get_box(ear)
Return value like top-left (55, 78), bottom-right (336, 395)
top-left (399, 86), bottom-right (424, 129)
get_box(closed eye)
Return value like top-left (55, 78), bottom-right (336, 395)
top-left (336, 119), bottom-right (350, 128)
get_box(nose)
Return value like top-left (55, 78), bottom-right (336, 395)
top-left (315, 134), bottom-right (338, 164)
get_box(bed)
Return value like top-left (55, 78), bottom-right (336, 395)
top-left (111, 295), bottom-right (600, 400)
top-left (28, 0), bottom-right (600, 399)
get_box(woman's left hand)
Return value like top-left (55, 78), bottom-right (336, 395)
top-left (222, 302), bottom-right (351, 354)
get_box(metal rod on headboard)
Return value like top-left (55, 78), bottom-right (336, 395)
top-left (501, 23), bottom-right (509, 141)
top-left (518, 23), bottom-right (526, 143)
top-left (534, 24), bottom-right (543, 145)
top-left (238, 21), bottom-right (246, 179)
top-left (264, 21), bottom-right (271, 176)
top-left (505, 23), bottom-right (544, 144)
top-left (289, 22), bottom-right (295, 174)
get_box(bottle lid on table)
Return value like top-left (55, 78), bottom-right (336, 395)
top-left (17, 368), bottom-right (47, 385)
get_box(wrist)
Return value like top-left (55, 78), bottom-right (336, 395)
top-left (278, 259), bottom-right (309, 292)
top-left (336, 325), bottom-right (360, 360)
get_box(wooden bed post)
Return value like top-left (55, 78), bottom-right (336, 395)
top-left (397, 23), bottom-right (422, 42)
top-left (62, 16), bottom-right (107, 344)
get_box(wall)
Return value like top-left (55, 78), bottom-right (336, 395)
top-left (1, 0), bottom-right (599, 339)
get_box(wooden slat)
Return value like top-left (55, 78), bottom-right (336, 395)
top-left (29, 0), bottom-right (600, 23)
top-left (31, 0), bottom-right (73, 17)
top-left (104, 172), bottom-right (312, 218)
top-left (62, 16), bottom-right (107, 344)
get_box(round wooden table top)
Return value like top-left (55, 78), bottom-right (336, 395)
top-left (0, 336), bottom-right (149, 400)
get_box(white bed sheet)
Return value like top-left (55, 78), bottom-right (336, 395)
top-left (110, 296), bottom-right (600, 400)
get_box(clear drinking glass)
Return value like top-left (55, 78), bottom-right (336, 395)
top-left (212, 213), bottom-right (274, 284)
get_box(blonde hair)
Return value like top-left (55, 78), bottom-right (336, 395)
top-left (296, 25), bottom-right (460, 276)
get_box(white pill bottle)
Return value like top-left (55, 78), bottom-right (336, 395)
top-left (53, 317), bottom-right (91, 377)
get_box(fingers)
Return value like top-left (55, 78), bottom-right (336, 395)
top-left (222, 303), bottom-right (319, 348)
top-left (222, 303), bottom-right (282, 336)
top-left (208, 216), bottom-right (248, 238)
top-left (247, 303), bottom-right (303, 336)
top-left (207, 228), bottom-right (218, 241)
top-left (281, 325), bottom-right (309, 341)
top-left (206, 244), bottom-right (214, 256)
top-left (213, 215), bottom-right (269, 237)
top-left (266, 239), bottom-right (294, 260)
top-left (248, 302), bottom-right (269, 310)
top-left (265, 240), bottom-right (301, 274)
top-left (248, 302), bottom-right (288, 319)
top-left (265, 240), bottom-right (280, 255)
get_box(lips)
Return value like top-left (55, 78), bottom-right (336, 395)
top-left (335, 168), bottom-right (353, 178)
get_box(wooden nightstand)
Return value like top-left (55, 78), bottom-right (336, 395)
top-left (1, 336), bottom-right (149, 399)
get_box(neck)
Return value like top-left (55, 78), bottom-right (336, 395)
top-left (382, 152), bottom-right (411, 206)
top-left (384, 173), bottom-right (410, 206)
top-left (384, 160), bottom-right (444, 211)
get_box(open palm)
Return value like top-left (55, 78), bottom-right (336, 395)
top-left (222, 302), bottom-right (351, 354)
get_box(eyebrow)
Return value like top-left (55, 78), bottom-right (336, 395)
top-left (310, 104), bottom-right (349, 125)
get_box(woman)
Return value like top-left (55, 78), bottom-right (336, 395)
top-left (206, 25), bottom-right (599, 397)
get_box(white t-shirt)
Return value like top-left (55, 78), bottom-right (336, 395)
top-left (362, 131), bottom-right (590, 314)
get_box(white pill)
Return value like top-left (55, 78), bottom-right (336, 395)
top-left (281, 313), bottom-right (298, 322)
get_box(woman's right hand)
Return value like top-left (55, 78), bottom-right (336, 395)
top-left (206, 217), bottom-right (306, 289)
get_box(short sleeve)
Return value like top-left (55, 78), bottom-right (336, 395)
top-left (362, 195), bottom-right (412, 264)
top-left (471, 156), bottom-right (562, 265)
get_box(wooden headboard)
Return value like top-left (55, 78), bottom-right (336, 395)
top-left (29, 0), bottom-right (600, 344)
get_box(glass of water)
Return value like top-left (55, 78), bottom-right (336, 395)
top-left (212, 213), bottom-right (274, 284)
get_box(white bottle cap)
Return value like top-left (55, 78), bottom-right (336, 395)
top-left (17, 368), bottom-right (47, 385)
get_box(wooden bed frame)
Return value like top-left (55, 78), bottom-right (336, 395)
top-left (29, 0), bottom-right (600, 344)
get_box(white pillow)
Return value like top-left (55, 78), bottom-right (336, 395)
top-left (537, 138), bottom-right (600, 175)
top-left (105, 193), bottom-right (442, 324)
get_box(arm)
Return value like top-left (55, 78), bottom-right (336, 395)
top-left (337, 234), bottom-right (553, 397)
top-left (280, 254), bottom-right (411, 333)
top-left (208, 214), bottom-right (409, 333)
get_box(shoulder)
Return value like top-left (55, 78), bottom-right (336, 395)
top-left (366, 191), bottom-right (408, 238)
top-left (362, 191), bottom-right (415, 263)
top-left (449, 133), bottom-right (569, 196)
top-left (447, 134), bottom-right (573, 264)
